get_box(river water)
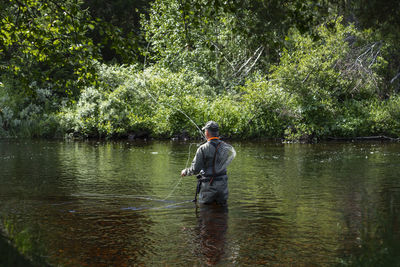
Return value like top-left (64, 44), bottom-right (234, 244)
top-left (0, 139), bottom-right (400, 266)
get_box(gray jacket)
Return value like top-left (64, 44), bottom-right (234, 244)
top-left (183, 139), bottom-right (235, 177)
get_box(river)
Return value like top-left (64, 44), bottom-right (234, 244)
top-left (1, 139), bottom-right (400, 266)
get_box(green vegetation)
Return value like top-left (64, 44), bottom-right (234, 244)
top-left (1, 218), bottom-right (48, 266)
top-left (1, 0), bottom-right (400, 141)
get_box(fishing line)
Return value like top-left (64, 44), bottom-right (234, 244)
top-left (160, 142), bottom-right (198, 201)
top-left (138, 76), bottom-right (206, 202)
top-left (122, 200), bottom-right (193, 212)
top-left (140, 75), bottom-right (207, 141)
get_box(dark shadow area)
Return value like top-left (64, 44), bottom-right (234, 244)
top-left (0, 235), bottom-right (33, 267)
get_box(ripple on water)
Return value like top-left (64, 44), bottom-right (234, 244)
top-left (2, 140), bottom-right (400, 266)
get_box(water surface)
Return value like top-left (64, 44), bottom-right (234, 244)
top-left (1, 140), bottom-right (400, 266)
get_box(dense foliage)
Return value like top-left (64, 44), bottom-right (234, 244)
top-left (1, 0), bottom-right (400, 141)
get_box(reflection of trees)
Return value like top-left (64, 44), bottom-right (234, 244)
top-left (1, 216), bottom-right (49, 266)
top-left (3, 140), bottom-right (400, 265)
top-left (0, 232), bottom-right (35, 267)
top-left (331, 143), bottom-right (400, 265)
top-left (0, 140), bottom-right (76, 198)
top-left (0, 140), bottom-right (76, 264)
top-left (1, 140), bottom-right (169, 266)
top-left (226, 142), bottom-right (400, 265)
top-left (57, 141), bottom-right (184, 197)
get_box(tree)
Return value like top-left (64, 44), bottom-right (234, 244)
top-left (82, 0), bottom-right (150, 63)
top-left (142, 0), bottom-right (341, 91)
top-left (338, 0), bottom-right (400, 95)
top-left (0, 0), bottom-right (100, 98)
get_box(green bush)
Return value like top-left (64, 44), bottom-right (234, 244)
top-left (58, 18), bottom-right (397, 141)
top-left (332, 99), bottom-right (374, 137)
top-left (2, 17), bottom-right (398, 141)
top-left (248, 18), bottom-right (387, 141)
top-left (59, 64), bottom-right (216, 138)
top-left (0, 81), bottom-right (63, 138)
top-left (370, 95), bottom-right (400, 137)
top-left (240, 78), bottom-right (292, 138)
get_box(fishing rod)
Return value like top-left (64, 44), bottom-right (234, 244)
top-left (141, 77), bottom-right (206, 141)
top-left (140, 77), bottom-right (206, 201)
top-left (160, 142), bottom-right (198, 201)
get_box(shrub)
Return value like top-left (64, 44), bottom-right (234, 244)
top-left (0, 80), bottom-right (63, 138)
top-left (370, 95), bottom-right (400, 137)
top-left (241, 78), bottom-right (292, 138)
top-left (252, 18), bottom-right (386, 141)
top-left (59, 64), bottom-right (215, 138)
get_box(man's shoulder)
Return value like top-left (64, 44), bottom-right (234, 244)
top-left (194, 142), bottom-right (207, 152)
top-left (199, 140), bottom-right (226, 152)
top-left (197, 141), bottom-right (216, 151)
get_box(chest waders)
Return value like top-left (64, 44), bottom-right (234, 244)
top-left (193, 141), bottom-right (222, 203)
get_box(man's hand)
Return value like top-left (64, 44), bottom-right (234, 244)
top-left (181, 169), bottom-right (186, 177)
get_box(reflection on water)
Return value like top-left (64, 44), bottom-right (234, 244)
top-left (0, 234), bottom-right (35, 267)
top-left (195, 204), bottom-right (228, 266)
top-left (1, 140), bottom-right (400, 266)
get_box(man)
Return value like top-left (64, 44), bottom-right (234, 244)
top-left (181, 121), bottom-right (236, 205)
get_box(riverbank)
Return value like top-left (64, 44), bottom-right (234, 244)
top-left (1, 134), bottom-right (400, 146)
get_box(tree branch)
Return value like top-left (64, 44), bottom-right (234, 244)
top-left (390, 71), bottom-right (400, 84)
top-left (243, 46), bottom-right (264, 77)
top-left (209, 41), bottom-right (235, 71)
top-left (235, 46), bottom-right (263, 77)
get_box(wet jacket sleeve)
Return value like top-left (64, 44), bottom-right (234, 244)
top-left (183, 147), bottom-right (205, 176)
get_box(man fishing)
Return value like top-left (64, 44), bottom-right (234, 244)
top-left (181, 121), bottom-right (236, 205)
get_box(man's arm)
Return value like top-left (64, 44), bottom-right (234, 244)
top-left (181, 147), bottom-right (204, 176)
